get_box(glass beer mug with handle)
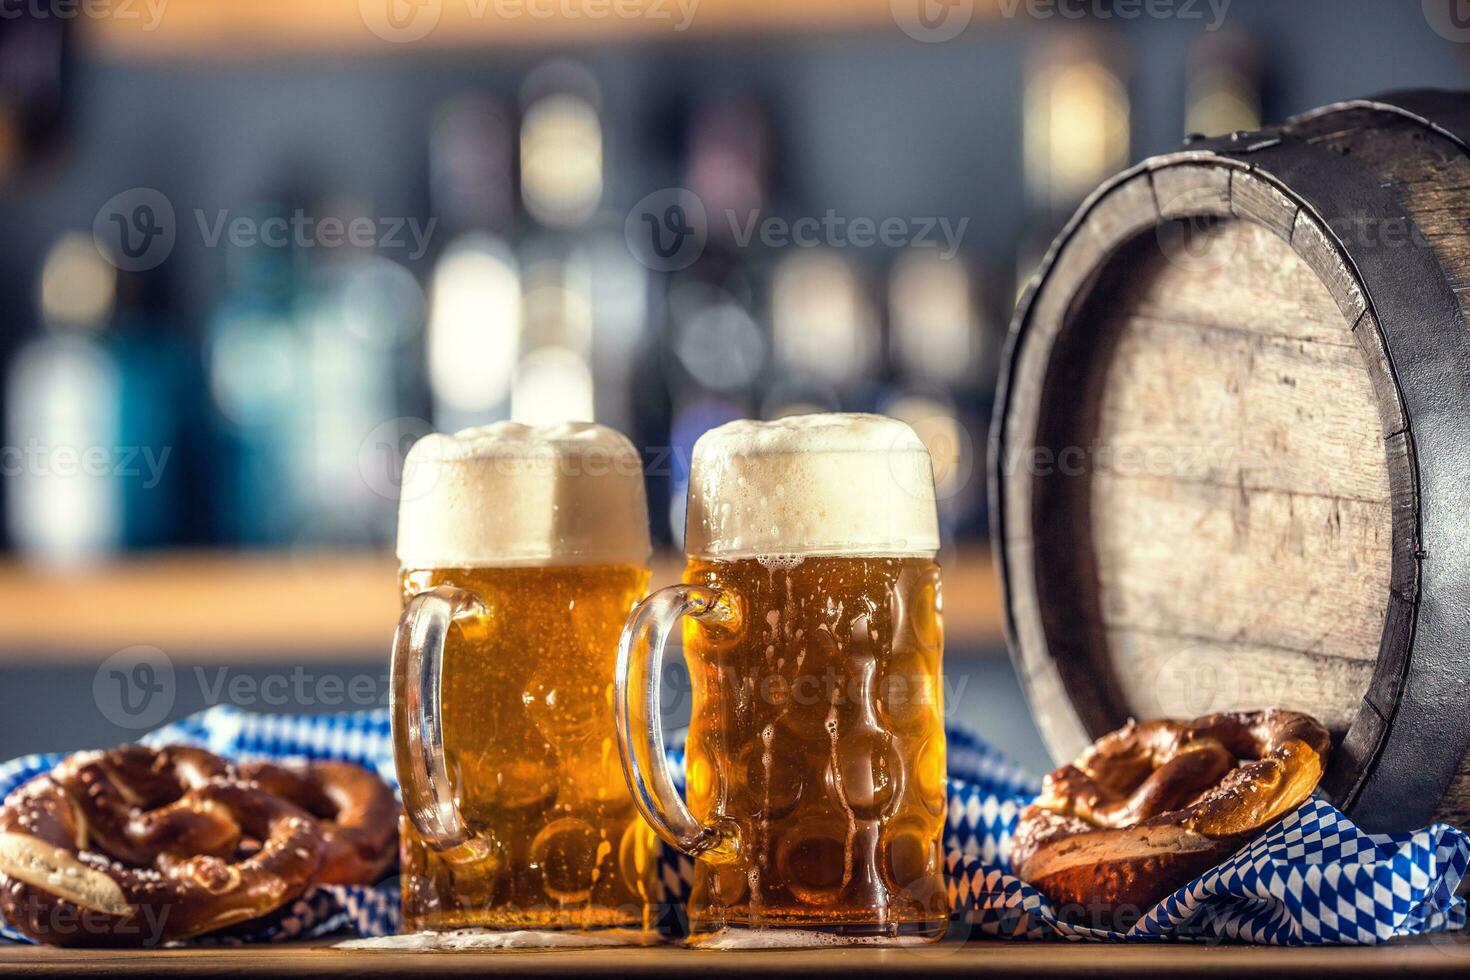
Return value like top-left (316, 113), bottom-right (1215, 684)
top-left (391, 422), bottom-right (658, 932)
top-left (616, 413), bottom-right (949, 941)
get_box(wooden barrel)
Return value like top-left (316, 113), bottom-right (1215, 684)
top-left (991, 89), bottom-right (1470, 833)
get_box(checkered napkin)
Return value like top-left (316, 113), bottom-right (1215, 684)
top-left (0, 707), bottom-right (401, 944)
top-left (0, 706), bottom-right (1465, 946)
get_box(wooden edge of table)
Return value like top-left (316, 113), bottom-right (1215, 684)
top-left (0, 934), bottom-right (1466, 977)
top-left (0, 548), bottom-right (1004, 663)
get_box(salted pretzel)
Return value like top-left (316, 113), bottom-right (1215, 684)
top-left (0, 745), bottom-right (324, 947)
top-left (1011, 709), bottom-right (1330, 920)
top-left (240, 760), bottom-right (397, 885)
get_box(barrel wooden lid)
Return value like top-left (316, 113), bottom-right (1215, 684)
top-left (992, 91), bottom-right (1470, 832)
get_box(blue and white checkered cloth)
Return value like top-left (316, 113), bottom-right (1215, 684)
top-left (0, 705), bottom-right (1464, 946)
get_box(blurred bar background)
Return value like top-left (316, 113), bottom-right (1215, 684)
top-left (0, 0), bottom-right (1464, 768)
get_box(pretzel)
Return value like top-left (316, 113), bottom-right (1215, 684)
top-left (240, 761), bottom-right (397, 885)
top-left (0, 750), bottom-right (323, 947)
top-left (1011, 709), bottom-right (1330, 921)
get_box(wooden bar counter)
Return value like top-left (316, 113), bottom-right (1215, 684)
top-left (0, 934), bottom-right (1465, 977)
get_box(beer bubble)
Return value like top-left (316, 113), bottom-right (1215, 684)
top-left (469, 750), bottom-right (557, 812)
top-left (564, 738), bottom-right (631, 806)
top-left (773, 817), bottom-right (850, 907)
top-left (707, 862), bottom-right (750, 906)
top-left (827, 729), bottom-right (904, 820)
top-left (530, 817), bottom-right (599, 905)
top-left (736, 739), bottom-right (804, 820)
top-left (879, 818), bottom-right (943, 898)
top-left (877, 652), bottom-right (940, 733)
top-left (915, 736), bottom-right (947, 817)
top-left (616, 820), bottom-right (659, 899)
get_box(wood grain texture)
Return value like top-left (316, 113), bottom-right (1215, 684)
top-left (1091, 221), bottom-right (1392, 676)
top-left (0, 935), bottom-right (1463, 977)
top-left (999, 159), bottom-right (1408, 793)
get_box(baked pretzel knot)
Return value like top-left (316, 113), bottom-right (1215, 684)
top-left (1011, 709), bottom-right (1330, 921)
top-left (240, 761), bottom-right (398, 886)
top-left (0, 746), bottom-right (325, 947)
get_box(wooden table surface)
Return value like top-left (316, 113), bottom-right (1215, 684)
top-left (1, 934), bottom-right (1467, 978)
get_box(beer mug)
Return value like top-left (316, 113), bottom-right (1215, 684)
top-left (390, 422), bottom-right (657, 932)
top-left (616, 414), bottom-right (949, 941)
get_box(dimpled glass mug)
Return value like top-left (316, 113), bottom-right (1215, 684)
top-left (616, 413), bottom-right (949, 942)
top-left (390, 422), bottom-right (660, 933)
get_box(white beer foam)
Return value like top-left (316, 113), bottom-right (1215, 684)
top-left (336, 929), bottom-right (654, 951)
top-left (685, 413), bottom-right (940, 560)
top-left (690, 929), bottom-right (934, 949)
top-left (396, 421), bottom-right (651, 568)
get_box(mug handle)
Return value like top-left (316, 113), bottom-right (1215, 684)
top-left (615, 584), bottom-right (743, 861)
top-left (390, 584), bottom-right (494, 864)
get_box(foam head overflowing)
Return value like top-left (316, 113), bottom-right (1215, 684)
top-left (684, 413), bottom-right (940, 560)
top-left (396, 422), bottom-right (651, 568)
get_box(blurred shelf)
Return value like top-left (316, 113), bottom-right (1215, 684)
top-left (0, 548), bottom-right (1004, 663)
top-left (83, 0), bottom-right (1013, 60)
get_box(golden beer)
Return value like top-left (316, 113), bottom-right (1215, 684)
top-left (392, 421), bottom-right (657, 933)
top-left (398, 563), bottom-right (654, 931)
top-left (616, 413), bottom-right (949, 942)
top-left (682, 555), bottom-right (948, 937)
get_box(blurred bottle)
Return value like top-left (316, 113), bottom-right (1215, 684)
top-left (658, 96), bottom-right (775, 543)
top-left (1023, 28), bottom-right (1131, 220)
top-left (203, 204), bottom-right (306, 547)
top-left (1185, 27), bottom-right (1263, 139)
top-left (425, 93), bottom-right (522, 434)
top-left (0, 7), bottom-right (67, 185)
top-left (510, 61), bottom-right (609, 429)
top-left (297, 194), bottom-right (426, 548)
top-left (6, 234), bottom-right (185, 563)
top-left (882, 248), bottom-right (991, 542)
top-left (768, 248), bottom-right (878, 409)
